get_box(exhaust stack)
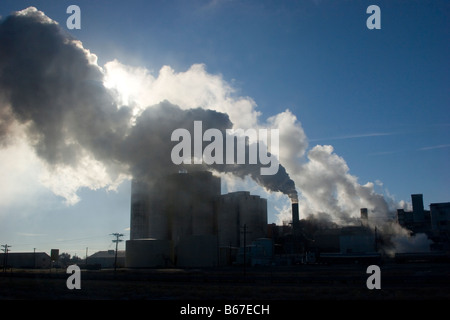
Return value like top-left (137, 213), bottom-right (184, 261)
top-left (360, 208), bottom-right (368, 226)
top-left (292, 202), bottom-right (300, 236)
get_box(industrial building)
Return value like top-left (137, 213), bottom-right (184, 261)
top-left (268, 207), bottom-right (379, 264)
top-left (312, 208), bottom-right (376, 255)
top-left (216, 191), bottom-right (267, 247)
top-left (0, 252), bottom-right (51, 269)
top-left (126, 176), bottom-right (450, 268)
top-left (430, 202), bottom-right (450, 251)
top-left (397, 194), bottom-right (450, 251)
top-left (126, 171), bottom-right (268, 268)
top-left (430, 202), bottom-right (450, 233)
top-left (397, 194), bottom-right (432, 234)
top-left (87, 250), bottom-right (126, 269)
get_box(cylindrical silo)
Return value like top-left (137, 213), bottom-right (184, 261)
top-left (130, 178), bottom-right (169, 240)
top-left (130, 179), bottom-right (149, 240)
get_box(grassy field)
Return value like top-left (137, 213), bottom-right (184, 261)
top-left (1, 262), bottom-right (449, 300)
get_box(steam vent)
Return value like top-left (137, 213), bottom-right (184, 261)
top-left (126, 171), bottom-right (267, 268)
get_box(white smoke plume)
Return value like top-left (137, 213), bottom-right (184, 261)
top-left (391, 233), bottom-right (433, 253)
top-left (0, 7), bottom-right (296, 204)
top-left (0, 6), bottom-right (410, 245)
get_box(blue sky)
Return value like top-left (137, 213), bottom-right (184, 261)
top-left (0, 0), bottom-right (448, 257)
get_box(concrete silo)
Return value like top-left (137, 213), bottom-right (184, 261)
top-left (127, 171), bottom-right (221, 268)
top-left (129, 179), bottom-right (150, 240)
top-left (165, 171), bottom-right (221, 243)
top-left (129, 178), bottom-right (168, 240)
top-left (217, 191), bottom-right (267, 248)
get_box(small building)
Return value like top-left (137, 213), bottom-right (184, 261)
top-left (87, 250), bottom-right (125, 269)
top-left (0, 252), bottom-right (51, 269)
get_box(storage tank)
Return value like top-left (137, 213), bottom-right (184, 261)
top-left (130, 179), bottom-right (169, 240)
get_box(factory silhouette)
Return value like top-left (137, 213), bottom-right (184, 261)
top-left (127, 170), bottom-right (268, 268)
top-left (2, 171), bottom-right (449, 270)
top-left (123, 170), bottom-right (450, 269)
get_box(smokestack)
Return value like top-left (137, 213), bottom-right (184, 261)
top-left (292, 202), bottom-right (300, 235)
top-left (360, 208), bottom-right (368, 226)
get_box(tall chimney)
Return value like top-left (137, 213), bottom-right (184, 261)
top-left (360, 208), bottom-right (368, 226)
top-left (292, 202), bottom-right (300, 235)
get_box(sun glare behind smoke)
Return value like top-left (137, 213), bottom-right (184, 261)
top-left (103, 62), bottom-right (135, 107)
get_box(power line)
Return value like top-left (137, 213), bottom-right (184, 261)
top-left (6, 232), bottom-right (130, 251)
top-left (8, 233), bottom-right (118, 248)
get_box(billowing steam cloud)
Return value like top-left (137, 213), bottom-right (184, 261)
top-left (0, 7), bottom-right (298, 205)
top-left (0, 7), bottom-right (430, 256)
top-left (1, 7), bottom-right (416, 231)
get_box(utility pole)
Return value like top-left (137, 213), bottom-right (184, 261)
top-left (110, 233), bottom-right (123, 272)
top-left (2, 244), bottom-right (11, 272)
